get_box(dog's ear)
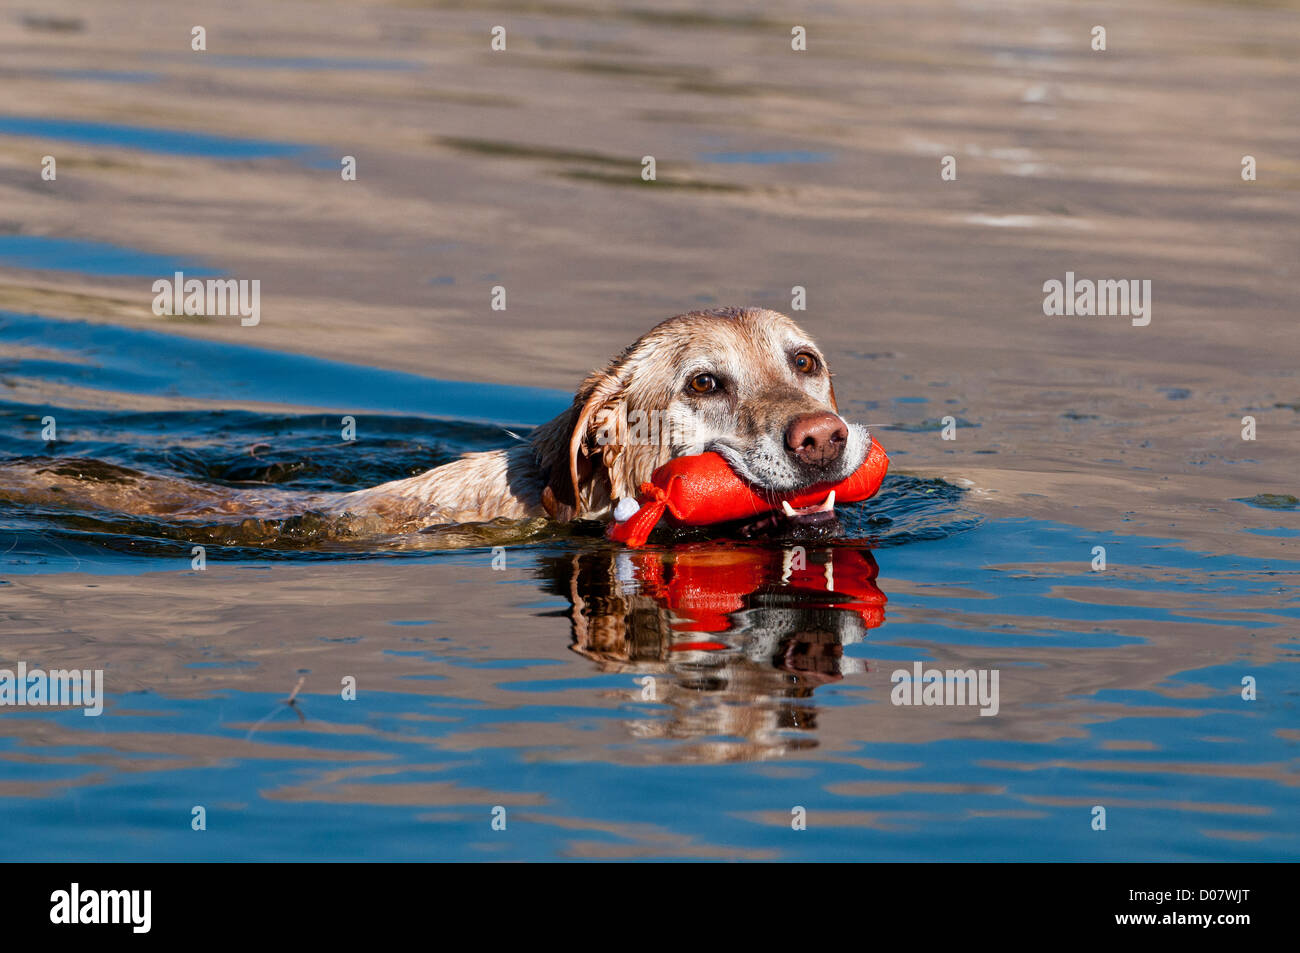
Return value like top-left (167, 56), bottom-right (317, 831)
top-left (540, 451), bottom-right (588, 522)
top-left (542, 367), bottom-right (627, 521)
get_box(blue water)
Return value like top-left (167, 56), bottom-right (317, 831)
top-left (0, 115), bottom-right (314, 160)
top-left (0, 313), bottom-right (1296, 861)
top-left (48, 70), bottom-right (162, 84)
top-left (0, 238), bottom-right (215, 277)
top-left (0, 311), bottom-right (569, 425)
top-left (0, 518), bottom-right (1294, 861)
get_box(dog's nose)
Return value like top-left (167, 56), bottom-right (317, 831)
top-left (785, 412), bottom-right (847, 466)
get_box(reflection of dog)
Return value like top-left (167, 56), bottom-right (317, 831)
top-left (341, 307), bottom-right (872, 527)
top-left (538, 545), bottom-right (887, 761)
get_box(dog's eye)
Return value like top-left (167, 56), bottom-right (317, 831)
top-left (793, 351), bottom-right (819, 374)
top-left (688, 373), bottom-right (718, 394)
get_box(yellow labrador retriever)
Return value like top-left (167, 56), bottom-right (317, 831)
top-left (0, 307), bottom-right (868, 535)
top-left (339, 306), bottom-right (869, 528)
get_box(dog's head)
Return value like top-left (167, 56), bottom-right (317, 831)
top-left (541, 307), bottom-right (869, 520)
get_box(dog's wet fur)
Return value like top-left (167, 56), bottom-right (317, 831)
top-left (341, 307), bottom-right (869, 529)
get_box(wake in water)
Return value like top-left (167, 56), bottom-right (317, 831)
top-left (0, 404), bottom-right (980, 555)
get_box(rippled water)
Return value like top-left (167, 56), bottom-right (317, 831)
top-left (2, 313), bottom-right (1296, 861)
top-left (1, 0), bottom-right (1297, 862)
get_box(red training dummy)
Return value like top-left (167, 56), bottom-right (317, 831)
top-left (607, 435), bottom-right (889, 547)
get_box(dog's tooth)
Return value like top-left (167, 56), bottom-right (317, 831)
top-left (823, 490), bottom-right (836, 511)
top-left (782, 500), bottom-right (798, 518)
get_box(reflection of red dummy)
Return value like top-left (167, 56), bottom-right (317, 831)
top-left (781, 547), bottom-right (887, 630)
top-left (629, 546), bottom-right (886, 640)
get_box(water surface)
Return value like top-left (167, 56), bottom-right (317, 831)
top-left (1, 315), bottom-right (1295, 861)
